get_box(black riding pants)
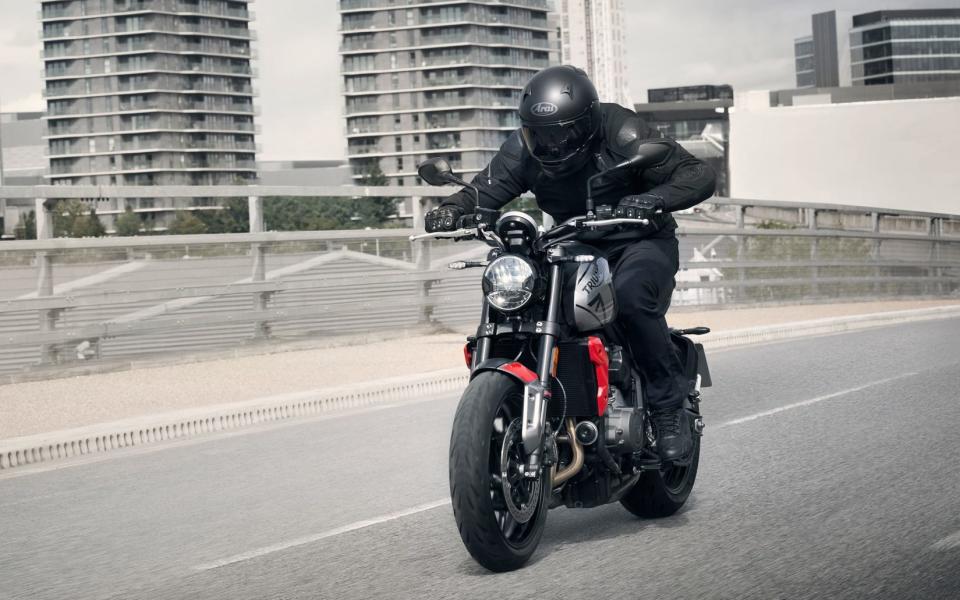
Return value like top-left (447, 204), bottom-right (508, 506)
top-left (606, 236), bottom-right (686, 411)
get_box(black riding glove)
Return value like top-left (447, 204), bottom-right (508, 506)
top-left (425, 205), bottom-right (467, 232)
top-left (614, 194), bottom-right (664, 219)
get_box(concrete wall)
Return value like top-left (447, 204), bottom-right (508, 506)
top-left (729, 95), bottom-right (960, 214)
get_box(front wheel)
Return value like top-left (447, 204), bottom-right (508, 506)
top-left (449, 371), bottom-right (549, 572)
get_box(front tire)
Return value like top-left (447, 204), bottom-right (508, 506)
top-left (449, 371), bottom-right (549, 572)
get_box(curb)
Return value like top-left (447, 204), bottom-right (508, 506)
top-left (2, 304), bottom-right (958, 472)
top-left (698, 304), bottom-right (960, 349)
top-left (0, 368), bottom-right (468, 472)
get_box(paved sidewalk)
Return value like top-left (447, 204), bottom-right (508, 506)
top-left (0, 299), bottom-right (955, 439)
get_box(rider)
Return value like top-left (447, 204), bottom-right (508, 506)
top-left (424, 65), bottom-right (716, 462)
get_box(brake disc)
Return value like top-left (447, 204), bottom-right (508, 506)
top-left (500, 418), bottom-right (541, 524)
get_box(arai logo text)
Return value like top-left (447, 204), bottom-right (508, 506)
top-left (531, 102), bottom-right (558, 116)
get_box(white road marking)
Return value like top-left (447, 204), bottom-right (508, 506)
top-left (193, 498), bottom-right (451, 571)
top-left (716, 371), bottom-right (919, 428)
top-left (931, 530), bottom-right (960, 551)
top-left (191, 370), bottom-right (925, 570)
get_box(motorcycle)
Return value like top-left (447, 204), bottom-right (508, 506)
top-left (411, 146), bottom-right (712, 572)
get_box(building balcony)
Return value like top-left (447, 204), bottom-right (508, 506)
top-left (49, 159), bottom-right (257, 176)
top-left (46, 118), bottom-right (257, 137)
top-left (339, 0), bottom-right (548, 14)
top-left (342, 53), bottom-right (548, 74)
top-left (49, 140), bottom-right (257, 155)
top-left (42, 0), bottom-right (252, 21)
top-left (46, 100), bottom-right (255, 117)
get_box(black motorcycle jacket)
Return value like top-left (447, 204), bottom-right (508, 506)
top-left (439, 103), bottom-right (717, 246)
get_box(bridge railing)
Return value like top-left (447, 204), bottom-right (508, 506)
top-left (0, 185), bottom-right (958, 376)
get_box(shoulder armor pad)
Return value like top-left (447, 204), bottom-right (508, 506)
top-left (601, 104), bottom-right (659, 160)
top-left (501, 129), bottom-right (526, 160)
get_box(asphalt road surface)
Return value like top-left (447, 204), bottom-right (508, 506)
top-left (2, 318), bottom-right (960, 600)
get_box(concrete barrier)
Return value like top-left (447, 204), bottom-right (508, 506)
top-left (2, 304), bottom-right (958, 473)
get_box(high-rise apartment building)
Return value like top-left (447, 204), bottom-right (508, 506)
top-left (850, 9), bottom-right (960, 85)
top-left (40, 0), bottom-right (258, 230)
top-left (339, 0), bottom-right (552, 186)
top-left (557, 0), bottom-right (630, 105)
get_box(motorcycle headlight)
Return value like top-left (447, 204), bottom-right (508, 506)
top-left (482, 255), bottom-right (537, 312)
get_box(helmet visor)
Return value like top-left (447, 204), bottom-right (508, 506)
top-left (521, 112), bottom-right (596, 165)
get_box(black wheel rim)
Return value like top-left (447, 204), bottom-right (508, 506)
top-left (488, 392), bottom-right (542, 547)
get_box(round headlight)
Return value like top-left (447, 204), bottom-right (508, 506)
top-left (482, 255), bottom-right (537, 312)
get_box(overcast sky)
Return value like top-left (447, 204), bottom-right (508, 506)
top-left (0, 0), bottom-right (950, 160)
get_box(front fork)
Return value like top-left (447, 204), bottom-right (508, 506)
top-left (521, 253), bottom-right (564, 478)
top-left (472, 248), bottom-right (565, 479)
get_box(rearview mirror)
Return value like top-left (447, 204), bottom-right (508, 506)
top-left (615, 142), bottom-right (671, 172)
top-left (586, 142), bottom-right (672, 215)
top-left (417, 157), bottom-right (456, 186)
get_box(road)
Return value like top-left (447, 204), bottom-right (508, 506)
top-left (2, 318), bottom-right (960, 599)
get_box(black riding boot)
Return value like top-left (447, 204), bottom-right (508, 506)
top-left (651, 408), bottom-right (693, 462)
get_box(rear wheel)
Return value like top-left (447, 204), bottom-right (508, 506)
top-left (449, 372), bottom-right (549, 572)
top-left (620, 410), bottom-right (701, 518)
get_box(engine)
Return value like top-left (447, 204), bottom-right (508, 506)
top-left (604, 385), bottom-right (646, 454)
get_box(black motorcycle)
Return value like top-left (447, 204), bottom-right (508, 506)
top-left (412, 147), bottom-right (712, 572)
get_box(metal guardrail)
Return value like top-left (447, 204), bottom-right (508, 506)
top-left (1, 185), bottom-right (958, 375)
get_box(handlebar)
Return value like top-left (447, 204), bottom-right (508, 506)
top-left (410, 215), bottom-right (650, 244)
top-left (409, 228), bottom-right (477, 242)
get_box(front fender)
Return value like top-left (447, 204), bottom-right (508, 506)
top-left (471, 358), bottom-right (539, 386)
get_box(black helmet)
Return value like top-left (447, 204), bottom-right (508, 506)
top-left (518, 65), bottom-right (602, 177)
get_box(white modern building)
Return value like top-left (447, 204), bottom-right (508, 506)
top-left (557, 0), bottom-right (630, 105)
top-left (729, 91), bottom-right (960, 214)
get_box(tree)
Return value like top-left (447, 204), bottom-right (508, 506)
top-left (14, 210), bottom-right (36, 240)
top-left (167, 211), bottom-right (208, 235)
top-left (52, 200), bottom-right (85, 237)
top-left (114, 206), bottom-right (143, 236)
top-left (355, 163), bottom-right (398, 227)
top-left (51, 200), bottom-right (106, 237)
top-left (199, 197), bottom-right (249, 233)
top-left (72, 207), bottom-right (106, 237)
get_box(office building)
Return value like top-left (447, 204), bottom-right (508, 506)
top-left (1, 112), bottom-right (47, 187)
top-left (339, 0), bottom-right (553, 185)
top-left (557, 0), bottom-right (630, 105)
top-left (636, 86), bottom-right (732, 196)
top-left (770, 80), bottom-right (960, 107)
top-left (647, 85), bottom-right (732, 104)
top-left (40, 0), bottom-right (258, 231)
top-left (850, 9), bottom-right (960, 85)
top-left (1, 112), bottom-right (47, 237)
top-left (794, 10), bottom-right (850, 89)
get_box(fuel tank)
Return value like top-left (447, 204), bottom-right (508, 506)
top-left (560, 242), bottom-right (617, 332)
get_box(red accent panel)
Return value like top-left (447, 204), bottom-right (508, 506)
top-left (463, 344), bottom-right (473, 369)
top-left (499, 361), bottom-right (539, 384)
top-left (588, 336), bottom-right (610, 414)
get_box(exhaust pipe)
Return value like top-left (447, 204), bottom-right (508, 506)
top-left (552, 418), bottom-right (584, 487)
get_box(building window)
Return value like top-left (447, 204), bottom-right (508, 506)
top-left (396, 157), bottom-right (404, 171)
top-left (395, 136), bottom-right (402, 151)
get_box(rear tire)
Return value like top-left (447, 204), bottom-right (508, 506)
top-left (620, 423), bottom-right (700, 518)
top-left (449, 372), bottom-right (549, 572)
